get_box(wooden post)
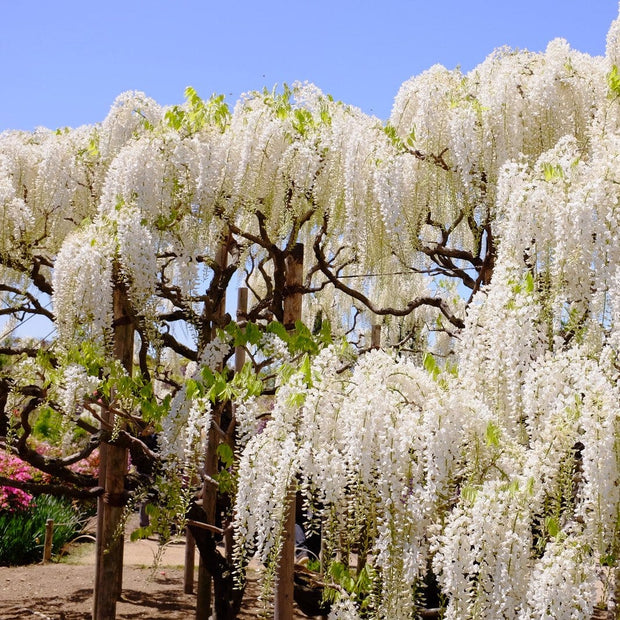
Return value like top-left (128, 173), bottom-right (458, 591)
top-left (184, 528), bottom-right (196, 594)
top-left (195, 238), bottom-right (229, 619)
top-left (275, 243), bottom-right (303, 620)
top-left (235, 287), bottom-right (248, 371)
top-left (282, 244), bottom-right (303, 332)
top-left (371, 324), bottom-right (381, 349)
top-left (615, 566), bottom-right (620, 620)
top-left (93, 278), bottom-right (133, 620)
top-left (43, 519), bottom-right (54, 563)
top-left (223, 287), bottom-right (248, 565)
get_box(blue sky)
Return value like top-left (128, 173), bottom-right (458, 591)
top-left (1, 1), bottom-right (619, 131)
top-left (1, 1), bottom-right (618, 340)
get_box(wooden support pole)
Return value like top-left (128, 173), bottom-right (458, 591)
top-left (196, 237), bottom-right (230, 620)
top-left (184, 527), bottom-right (196, 594)
top-left (93, 278), bottom-right (133, 620)
top-left (282, 244), bottom-right (303, 332)
top-left (615, 566), bottom-right (620, 620)
top-left (43, 519), bottom-right (53, 563)
top-left (235, 287), bottom-right (248, 372)
top-left (275, 244), bottom-right (303, 620)
top-left (371, 324), bottom-right (381, 349)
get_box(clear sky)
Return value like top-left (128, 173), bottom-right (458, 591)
top-left (1, 1), bottom-right (619, 131)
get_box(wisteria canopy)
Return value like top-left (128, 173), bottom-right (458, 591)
top-left (1, 8), bottom-right (620, 620)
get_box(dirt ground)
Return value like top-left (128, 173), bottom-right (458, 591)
top-left (0, 516), bottom-right (613, 619)
top-left (0, 514), bottom-right (309, 619)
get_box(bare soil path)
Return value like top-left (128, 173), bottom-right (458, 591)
top-left (0, 513), bottom-right (308, 619)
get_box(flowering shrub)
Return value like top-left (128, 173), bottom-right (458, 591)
top-left (0, 450), bottom-right (36, 512)
top-left (69, 448), bottom-right (100, 478)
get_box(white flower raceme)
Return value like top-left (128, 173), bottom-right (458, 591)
top-left (233, 423), bottom-right (298, 574)
top-left (113, 204), bottom-right (158, 318)
top-left (59, 363), bottom-right (99, 416)
top-left (53, 223), bottom-right (115, 345)
top-left (99, 135), bottom-right (179, 224)
top-left (259, 332), bottom-right (290, 362)
top-left (159, 389), bottom-right (212, 469)
top-left (232, 393), bottom-right (261, 448)
top-left (458, 273), bottom-right (546, 435)
top-left (233, 346), bottom-right (509, 616)
top-left (231, 327), bottom-right (618, 618)
top-left (432, 479), bottom-right (534, 620)
top-left (519, 350), bottom-right (584, 512)
top-left (0, 125), bottom-right (103, 258)
top-left (98, 91), bottom-right (162, 161)
top-left (56, 362), bottom-right (101, 452)
top-left (197, 334), bottom-right (231, 370)
top-left (519, 536), bottom-right (598, 620)
top-left (158, 336), bottom-right (231, 469)
top-left (53, 203), bottom-right (159, 345)
top-left (573, 358), bottom-right (620, 556)
top-left (328, 594), bottom-right (362, 620)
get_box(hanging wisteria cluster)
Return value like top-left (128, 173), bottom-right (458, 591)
top-left (231, 338), bottom-right (618, 617)
top-left (229, 13), bottom-right (620, 619)
top-left (1, 6), bottom-right (620, 619)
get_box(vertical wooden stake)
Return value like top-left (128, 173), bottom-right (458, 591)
top-left (275, 243), bottom-right (303, 620)
top-left (235, 287), bottom-right (248, 370)
top-left (221, 287), bottom-right (249, 564)
top-left (371, 324), bottom-right (381, 349)
top-left (184, 527), bottom-right (196, 594)
top-left (196, 237), bottom-right (229, 620)
top-left (282, 244), bottom-right (303, 332)
top-left (93, 277), bottom-right (133, 620)
top-left (43, 519), bottom-right (54, 563)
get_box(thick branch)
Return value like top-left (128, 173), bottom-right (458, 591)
top-left (0, 475), bottom-right (103, 500)
top-left (0, 284), bottom-right (54, 321)
top-left (0, 251), bottom-right (53, 296)
top-left (160, 332), bottom-right (198, 361)
top-left (314, 222), bottom-right (465, 329)
top-left (0, 345), bottom-right (40, 357)
top-left (404, 145), bottom-right (451, 171)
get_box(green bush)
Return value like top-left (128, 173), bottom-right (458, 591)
top-left (0, 494), bottom-right (85, 565)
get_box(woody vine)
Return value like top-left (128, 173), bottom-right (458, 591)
top-left (1, 9), bottom-right (620, 619)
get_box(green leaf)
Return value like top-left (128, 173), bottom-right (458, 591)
top-left (232, 362), bottom-right (263, 397)
top-left (383, 124), bottom-right (404, 150)
top-left (185, 378), bottom-right (202, 401)
top-left (130, 526), bottom-right (153, 542)
top-left (423, 353), bottom-right (440, 380)
top-left (542, 162), bottom-right (564, 181)
top-left (318, 319), bottom-right (333, 345)
top-left (607, 64), bottom-right (620, 99)
top-left (217, 442), bottom-right (234, 467)
top-left (600, 553), bottom-right (616, 567)
top-left (524, 271), bottom-right (535, 294)
top-left (267, 321), bottom-right (289, 342)
top-left (244, 322), bottom-right (262, 346)
top-left (485, 421), bottom-right (501, 447)
top-left (301, 353), bottom-right (312, 386)
top-left (461, 485), bottom-right (479, 504)
top-left (278, 362), bottom-right (295, 384)
top-left (545, 516), bottom-right (559, 538)
top-left (201, 366), bottom-right (215, 386)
